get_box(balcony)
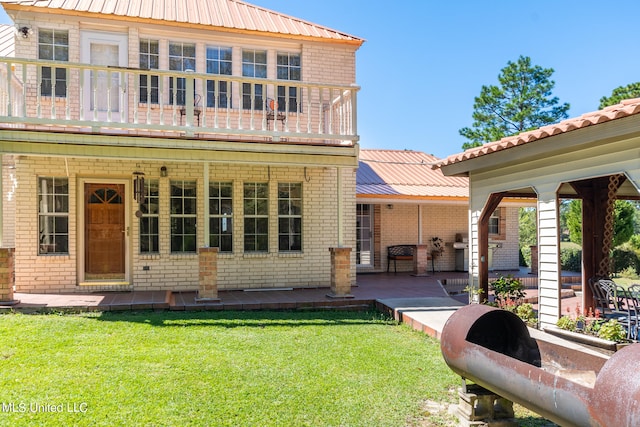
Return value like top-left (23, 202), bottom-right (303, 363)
top-left (0, 57), bottom-right (359, 146)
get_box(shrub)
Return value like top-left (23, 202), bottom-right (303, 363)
top-left (515, 303), bottom-right (537, 325)
top-left (612, 245), bottom-right (640, 277)
top-left (556, 315), bottom-right (576, 331)
top-left (490, 275), bottom-right (525, 305)
top-left (598, 319), bottom-right (627, 343)
top-left (560, 246), bottom-right (582, 272)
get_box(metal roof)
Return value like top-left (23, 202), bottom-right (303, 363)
top-left (357, 150), bottom-right (469, 200)
top-left (2, 0), bottom-right (364, 45)
top-left (0, 25), bottom-right (15, 57)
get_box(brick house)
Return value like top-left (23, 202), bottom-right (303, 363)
top-left (356, 149), bottom-right (523, 274)
top-left (0, 0), bottom-right (362, 298)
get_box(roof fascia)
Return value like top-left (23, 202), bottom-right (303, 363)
top-left (440, 114), bottom-right (640, 177)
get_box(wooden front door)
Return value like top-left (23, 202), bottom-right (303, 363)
top-left (85, 183), bottom-right (125, 280)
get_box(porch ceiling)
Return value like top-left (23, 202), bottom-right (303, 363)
top-left (0, 129), bottom-right (359, 168)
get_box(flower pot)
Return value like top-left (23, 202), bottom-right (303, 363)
top-left (543, 326), bottom-right (618, 352)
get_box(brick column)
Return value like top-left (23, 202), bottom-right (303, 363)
top-left (0, 248), bottom-right (18, 305)
top-left (327, 247), bottom-right (353, 298)
top-left (196, 247), bottom-right (221, 303)
top-left (413, 245), bottom-right (430, 276)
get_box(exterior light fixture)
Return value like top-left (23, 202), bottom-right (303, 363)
top-left (18, 26), bottom-right (33, 38)
top-left (133, 171), bottom-right (146, 204)
top-left (160, 166), bottom-right (167, 177)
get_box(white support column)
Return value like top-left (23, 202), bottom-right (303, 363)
top-left (418, 205), bottom-right (423, 245)
top-left (0, 157), bottom-right (3, 247)
top-left (203, 162), bottom-right (210, 247)
top-left (536, 185), bottom-right (561, 328)
top-left (337, 167), bottom-right (343, 247)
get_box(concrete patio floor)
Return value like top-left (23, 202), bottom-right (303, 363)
top-left (1, 270), bottom-right (581, 340)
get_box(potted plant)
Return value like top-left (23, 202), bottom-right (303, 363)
top-left (430, 237), bottom-right (444, 273)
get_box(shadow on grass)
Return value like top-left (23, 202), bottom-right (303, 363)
top-left (92, 309), bottom-right (396, 328)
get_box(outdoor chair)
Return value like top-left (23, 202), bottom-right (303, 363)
top-left (601, 281), bottom-right (636, 340)
top-left (626, 284), bottom-right (640, 340)
top-left (588, 277), bottom-right (615, 316)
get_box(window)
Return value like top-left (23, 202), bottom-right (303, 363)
top-left (278, 183), bottom-right (302, 251)
top-left (276, 52), bottom-right (301, 113)
top-left (209, 182), bottom-right (233, 252)
top-left (140, 179), bottom-right (159, 253)
top-left (169, 42), bottom-right (196, 105)
top-left (170, 180), bottom-right (197, 253)
top-left (242, 49), bottom-right (267, 110)
top-left (38, 177), bottom-right (69, 254)
top-left (243, 183), bottom-right (268, 252)
top-left (206, 46), bottom-right (232, 108)
top-left (488, 208), bottom-right (506, 239)
top-left (488, 209), bottom-right (500, 235)
top-left (139, 39), bottom-right (159, 104)
top-left (38, 29), bottom-right (68, 97)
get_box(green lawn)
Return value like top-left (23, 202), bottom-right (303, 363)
top-left (0, 310), bottom-right (553, 426)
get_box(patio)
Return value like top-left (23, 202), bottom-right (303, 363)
top-left (2, 270), bottom-right (581, 329)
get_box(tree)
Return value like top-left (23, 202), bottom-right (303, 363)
top-left (599, 82), bottom-right (640, 109)
top-left (459, 55), bottom-right (570, 149)
top-left (518, 207), bottom-right (537, 266)
top-left (565, 199), bottom-right (636, 247)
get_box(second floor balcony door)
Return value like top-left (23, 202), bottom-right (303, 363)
top-left (81, 31), bottom-right (128, 122)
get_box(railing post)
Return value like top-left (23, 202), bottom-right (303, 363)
top-left (185, 69), bottom-right (195, 128)
top-left (6, 63), bottom-right (12, 117)
top-left (350, 85), bottom-right (358, 138)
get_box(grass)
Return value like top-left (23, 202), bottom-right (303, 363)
top-left (0, 310), bottom-right (555, 426)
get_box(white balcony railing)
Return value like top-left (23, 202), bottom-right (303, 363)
top-left (0, 57), bottom-right (359, 145)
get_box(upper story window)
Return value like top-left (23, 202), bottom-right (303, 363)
top-left (206, 46), bottom-right (233, 108)
top-left (38, 29), bottom-right (68, 97)
top-left (276, 52), bottom-right (301, 113)
top-left (242, 49), bottom-right (267, 110)
top-left (38, 177), bottom-right (69, 255)
top-left (169, 42), bottom-right (196, 106)
top-left (139, 39), bottom-right (159, 104)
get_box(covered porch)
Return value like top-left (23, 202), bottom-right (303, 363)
top-left (437, 99), bottom-right (640, 328)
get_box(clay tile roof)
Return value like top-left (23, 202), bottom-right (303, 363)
top-left (357, 149), bottom-right (469, 199)
top-left (3, 0), bottom-right (364, 45)
top-left (435, 98), bottom-right (640, 169)
top-left (0, 25), bottom-right (15, 57)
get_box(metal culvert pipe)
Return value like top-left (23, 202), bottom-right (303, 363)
top-left (440, 304), bottom-right (640, 427)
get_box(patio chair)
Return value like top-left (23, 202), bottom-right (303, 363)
top-left (602, 281), bottom-right (636, 340)
top-left (626, 284), bottom-right (640, 340)
top-left (588, 277), bottom-right (615, 316)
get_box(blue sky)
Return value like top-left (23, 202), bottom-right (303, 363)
top-left (3, 1), bottom-right (640, 158)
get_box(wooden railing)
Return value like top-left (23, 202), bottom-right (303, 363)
top-left (0, 57), bottom-right (359, 145)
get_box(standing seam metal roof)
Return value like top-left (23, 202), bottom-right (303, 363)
top-left (357, 150), bottom-right (469, 199)
top-left (3, 0), bottom-right (364, 44)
